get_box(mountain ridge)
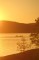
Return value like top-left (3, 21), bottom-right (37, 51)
top-left (0, 21), bottom-right (39, 33)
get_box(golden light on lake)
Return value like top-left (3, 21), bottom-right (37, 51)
top-left (0, 33), bottom-right (37, 57)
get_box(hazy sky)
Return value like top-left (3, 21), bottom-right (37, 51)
top-left (0, 0), bottom-right (39, 23)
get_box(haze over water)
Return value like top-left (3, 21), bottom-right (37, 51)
top-left (0, 33), bottom-right (36, 57)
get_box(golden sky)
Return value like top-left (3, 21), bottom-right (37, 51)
top-left (0, 0), bottom-right (39, 23)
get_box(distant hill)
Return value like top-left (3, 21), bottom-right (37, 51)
top-left (0, 21), bottom-right (39, 33)
top-left (0, 48), bottom-right (39, 60)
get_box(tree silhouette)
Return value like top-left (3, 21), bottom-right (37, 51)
top-left (30, 17), bottom-right (39, 47)
top-left (17, 36), bottom-right (29, 52)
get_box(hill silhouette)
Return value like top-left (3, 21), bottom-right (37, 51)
top-left (0, 21), bottom-right (39, 33)
top-left (0, 48), bottom-right (39, 60)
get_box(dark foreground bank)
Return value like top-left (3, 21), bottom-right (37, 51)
top-left (0, 48), bottom-right (39, 60)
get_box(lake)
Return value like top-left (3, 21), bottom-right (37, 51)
top-left (0, 33), bottom-right (36, 57)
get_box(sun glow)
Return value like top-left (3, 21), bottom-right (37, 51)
top-left (0, 13), bottom-right (4, 21)
top-left (0, 9), bottom-right (6, 21)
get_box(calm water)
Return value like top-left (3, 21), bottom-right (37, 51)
top-left (0, 33), bottom-right (36, 56)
